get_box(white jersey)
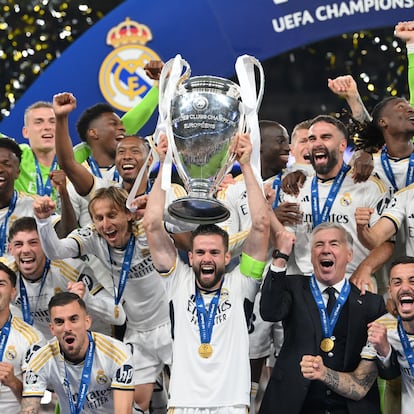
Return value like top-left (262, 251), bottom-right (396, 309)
top-left (217, 174), bottom-right (277, 256)
top-left (285, 162), bottom-right (315, 176)
top-left (380, 183), bottom-right (414, 257)
top-left (0, 315), bottom-right (45, 412)
top-left (7, 258), bottom-right (125, 339)
top-left (163, 259), bottom-right (259, 408)
top-left (68, 222), bottom-right (168, 332)
top-left (361, 313), bottom-right (414, 414)
top-left (68, 162), bottom-right (120, 227)
top-left (217, 174), bottom-right (252, 235)
top-left (373, 151), bottom-right (413, 197)
top-left (280, 169), bottom-right (389, 275)
top-left (23, 332), bottom-right (135, 414)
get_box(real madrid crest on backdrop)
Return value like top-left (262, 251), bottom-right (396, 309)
top-left (99, 17), bottom-right (161, 113)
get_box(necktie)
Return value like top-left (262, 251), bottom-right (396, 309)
top-left (325, 286), bottom-right (336, 315)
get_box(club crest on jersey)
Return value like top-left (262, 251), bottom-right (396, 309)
top-left (340, 192), bottom-right (352, 206)
top-left (5, 345), bottom-right (17, 360)
top-left (96, 369), bottom-right (109, 385)
top-left (99, 17), bottom-right (161, 112)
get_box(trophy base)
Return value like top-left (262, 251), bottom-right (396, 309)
top-left (168, 197), bottom-right (230, 224)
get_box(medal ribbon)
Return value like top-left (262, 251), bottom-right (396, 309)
top-left (87, 156), bottom-right (119, 182)
top-left (381, 147), bottom-right (414, 192)
top-left (64, 331), bottom-right (95, 414)
top-left (272, 172), bottom-right (282, 209)
top-left (34, 155), bottom-right (58, 196)
top-left (107, 235), bottom-right (135, 307)
top-left (0, 190), bottom-right (17, 256)
top-left (195, 279), bottom-right (223, 346)
top-left (311, 163), bottom-right (350, 228)
top-left (310, 274), bottom-right (350, 338)
top-left (397, 316), bottom-right (414, 377)
top-left (0, 314), bottom-right (12, 361)
top-left (19, 259), bottom-right (51, 325)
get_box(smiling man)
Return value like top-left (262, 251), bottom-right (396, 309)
top-left (279, 115), bottom-right (389, 277)
top-left (0, 138), bottom-right (38, 258)
top-left (300, 255), bottom-right (414, 414)
top-left (259, 223), bottom-right (386, 414)
top-left (32, 186), bottom-right (174, 414)
top-left (21, 292), bottom-right (134, 414)
top-left (143, 132), bottom-right (270, 412)
top-left (6, 216), bottom-right (126, 339)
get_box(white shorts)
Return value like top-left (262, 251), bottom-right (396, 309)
top-left (266, 321), bottom-right (284, 368)
top-left (248, 291), bottom-right (274, 359)
top-left (124, 322), bottom-right (172, 385)
top-left (168, 406), bottom-right (248, 414)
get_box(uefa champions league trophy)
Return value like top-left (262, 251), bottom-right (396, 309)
top-left (157, 55), bottom-right (264, 224)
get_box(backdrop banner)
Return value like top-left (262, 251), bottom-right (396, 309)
top-left (1, 0), bottom-right (412, 143)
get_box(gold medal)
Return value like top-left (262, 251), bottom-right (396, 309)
top-left (320, 338), bottom-right (334, 352)
top-left (198, 343), bottom-right (213, 358)
top-left (114, 305), bottom-right (119, 318)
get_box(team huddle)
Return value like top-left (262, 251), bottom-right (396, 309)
top-left (0, 19), bottom-right (413, 414)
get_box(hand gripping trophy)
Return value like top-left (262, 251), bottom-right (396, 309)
top-left (156, 54), bottom-right (264, 224)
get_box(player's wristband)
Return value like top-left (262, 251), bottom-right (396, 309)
top-left (407, 43), bottom-right (414, 54)
top-left (239, 252), bottom-right (266, 279)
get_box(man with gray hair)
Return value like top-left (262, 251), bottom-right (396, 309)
top-left (259, 222), bottom-right (386, 414)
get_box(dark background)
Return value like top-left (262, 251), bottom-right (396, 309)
top-left (0, 0), bottom-right (409, 136)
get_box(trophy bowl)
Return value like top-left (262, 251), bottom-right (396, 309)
top-left (167, 76), bottom-right (243, 224)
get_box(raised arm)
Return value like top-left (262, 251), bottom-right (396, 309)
top-left (53, 93), bottom-right (94, 196)
top-left (328, 75), bottom-right (371, 123)
top-left (20, 397), bottom-right (41, 414)
top-left (142, 135), bottom-right (177, 272)
top-left (49, 169), bottom-right (78, 237)
top-left (355, 208), bottom-right (396, 249)
top-left (0, 361), bottom-right (22, 402)
top-left (112, 389), bottom-right (134, 414)
top-left (33, 195), bottom-right (80, 260)
top-left (301, 355), bottom-right (378, 400)
top-left (350, 241), bottom-right (394, 294)
top-left (236, 133), bottom-right (270, 261)
top-left (394, 21), bottom-right (414, 107)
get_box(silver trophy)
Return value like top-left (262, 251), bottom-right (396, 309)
top-left (158, 55), bottom-right (264, 224)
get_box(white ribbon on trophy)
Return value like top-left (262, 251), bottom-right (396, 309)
top-left (125, 55), bottom-right (190, 211)
top-left (157, 55), bottom-right (190, 192)
top-left (157, 53), bottom-right (265, 195)
top-left (235, 55), bottom-right (265, 186)
top-left (125, 135), bottom-right (155, 212)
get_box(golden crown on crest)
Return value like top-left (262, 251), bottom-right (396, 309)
top-left (106, 17), bottom-right (152, 48)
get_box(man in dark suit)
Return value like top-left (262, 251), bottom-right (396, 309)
top-left (259, 222), bottom-right (386, 414)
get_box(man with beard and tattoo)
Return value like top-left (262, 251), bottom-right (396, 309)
top-left (143, 133), bottom-right (270, 413)
top-left (300, 255), bottom-right (414, 414)
top-left (260, 223), bottom-right (386, 414)
top-left (278, 115), bottom-right (389, 278)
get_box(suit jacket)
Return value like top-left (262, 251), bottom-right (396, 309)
top-left (259, 269), bottom-right (386, 414)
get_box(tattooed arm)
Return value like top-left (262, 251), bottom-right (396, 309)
top-left (20, 397), bottom-right (41, 414)
top-left (301, 355), bottom-right (378, 400)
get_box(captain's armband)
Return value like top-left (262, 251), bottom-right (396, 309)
top-left (239, 252), bottom-right (266, 279)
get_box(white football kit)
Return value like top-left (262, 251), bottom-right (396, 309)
top-left (163, 259), bottom-right (259, 409)
top-left (23, 332), bottom-right (135, 414)
top-left (0, 315), bottom-right (45, 412)
top-left (7, 258), bottom-right (125, 338)
top-left (281, 169), bottom-right (389, 276)
top-left (361, 313), bottom-right (414, 414)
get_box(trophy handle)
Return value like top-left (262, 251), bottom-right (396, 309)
top-left (235, 55), bottom-right (265, 186)
top-left (157, 55), bottom-right (191, 192)
top-left (209, 103), bottom-right (246, 196)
